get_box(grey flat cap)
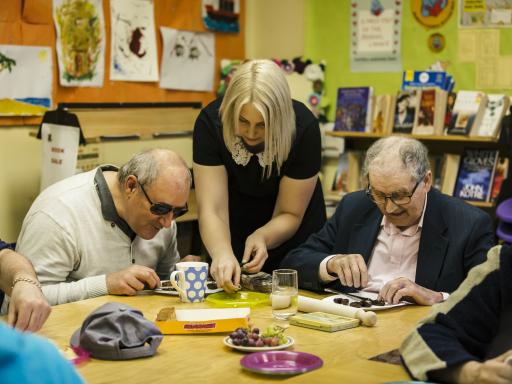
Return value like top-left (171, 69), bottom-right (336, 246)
top-left (70, 302), bottom-right (163, 360)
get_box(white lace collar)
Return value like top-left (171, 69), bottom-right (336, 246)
top-left (231, 136), bottom-right (270, 168)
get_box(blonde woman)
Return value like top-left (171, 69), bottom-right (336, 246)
top-left (193, 60), bottom-right (326, 292)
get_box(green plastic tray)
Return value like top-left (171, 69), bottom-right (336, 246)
top-left (206, 291), bottom-right (269, 308)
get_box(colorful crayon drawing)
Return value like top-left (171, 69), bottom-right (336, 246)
top-left (0, 45), bottom-right (52, 116)
top-left (202, 0), bottom-right (240, 33)
top-left (110, 0), bottom-right (158, 82)
top-left (53, 0), bottom-right (105, 87)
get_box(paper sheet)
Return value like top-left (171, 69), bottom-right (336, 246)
top-left (0, 45), bottom-right (52, 116)
top-left (40, 123), bottom-right (80, 191)
top-left (159, 27), bottom-right (214, 91)
top-left (53, 0), bottom-right (105, 87)
top-left (110, 0), bottom-right (158, 82)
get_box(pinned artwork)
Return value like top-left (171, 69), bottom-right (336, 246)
top-left (53, 0), bottom-right (105, 87)
top-left (202, 0), bottom-right (240, 33)
top-left (110, 0), bottom-right (158, 82)
top-left (411, 0), bottom-right (454, 28)
top-left (160, 28), bottom-right (214, 91)
top-left (428, 32), bottom-right (446, 52)
top-left (350, 0), bottom-right (403, 73)
top-left (459, 0), bottom-right (512, 28)
top-left (0, 45), bottom-right (52, 116)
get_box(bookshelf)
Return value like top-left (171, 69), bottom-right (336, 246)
top-left (324, 131), bottom-right (505, 211)
top-left (326, 131), bottom-right (498, 143)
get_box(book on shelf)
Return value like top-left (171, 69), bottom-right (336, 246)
top-left (331, 151), bottom-right (364, 195)
top-left (428, 154), bottom-right (444, 191)
top-left (370, 94), bottom-right (395, 134)
top-left (490, 157), bottom-right (509, 202)
top-left (453, 149), bottom-right (499, 202)
top-left (446, 91), bottom-right (487, 136)
top-left (443, 92), bottom-right (457, 134)
top-left (331, 152), bottom-right (349, 195)
top-left (473, 94), bottom-right (510, 139)
top-left (440, 153), bottom-right (461, 196)
top-left (412, 88), bottom-right (447, 136)
top-left (392, 89), bottom-right (419, 134)
top-left (334, 87), bottom-right (373, 132)
top-left (402, 70), bottom-right (452, 92)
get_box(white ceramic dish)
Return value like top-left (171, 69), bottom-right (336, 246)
top-left (322, 290), bottom-right (410, 311)
top-left (223, 336), bottom-right (294, 353)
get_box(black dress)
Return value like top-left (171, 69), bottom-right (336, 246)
top-left (193, 98), bottom-right (326, 272)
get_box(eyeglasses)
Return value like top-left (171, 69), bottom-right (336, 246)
top-left (138, 180), bottom-right (188, 218)
top-left (366, 179), bottom-right (422, 206)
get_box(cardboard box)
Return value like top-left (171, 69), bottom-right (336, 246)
top-left (156, 308), bottom-right (250, 334)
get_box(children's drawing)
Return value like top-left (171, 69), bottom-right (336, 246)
top-left (202, 0), bottom-right (240, 33)
top-left (160, 27), bottom-right (215, 91)
top-left (0, 45), bottom-right (52, 116)
top-left (110, 0), bottom-right (158, 82)
top-left (53, 0), bottom-right (105, 87)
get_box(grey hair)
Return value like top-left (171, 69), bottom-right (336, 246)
top-left (117, 149), bottom-right (192, 192)
top-left (220, 59), bottom-right (296, 179)
top-left (362, 136), bottom-right (430, 184)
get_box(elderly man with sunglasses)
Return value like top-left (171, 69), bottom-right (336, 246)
top-left (7, 149), bottom-right (193, 306)
top-left (282, 136), bottom-right (494, 305)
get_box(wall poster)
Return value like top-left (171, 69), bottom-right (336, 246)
top-left (350, 0), bottom-right (403, 73)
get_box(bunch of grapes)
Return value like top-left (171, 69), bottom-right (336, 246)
top-left (228, 325), bottom-right (287, 348)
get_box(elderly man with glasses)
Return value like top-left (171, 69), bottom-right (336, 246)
top-left (5, 149), bottom-right (194, 307)
top-left (281, 136), bottom-right (494, 305)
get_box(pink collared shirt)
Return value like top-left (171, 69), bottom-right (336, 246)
top-left (319, 196), bottom-right (428, 293)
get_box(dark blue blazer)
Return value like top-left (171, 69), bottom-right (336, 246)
top-left (281, 189), bottom-right (495, 293)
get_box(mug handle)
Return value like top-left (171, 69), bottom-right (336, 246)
top-left (170, 270), bottom-right (186, 298)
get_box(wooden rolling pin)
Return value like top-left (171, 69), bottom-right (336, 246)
top-left (298, 295), bottom-right (377, 327)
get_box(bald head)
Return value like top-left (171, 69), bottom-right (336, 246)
top-left (362, 136), bottom-right (430, 184)
top-left (118, 148), bottom-right (192, 193)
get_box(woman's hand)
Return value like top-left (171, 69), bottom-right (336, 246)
top-left (242, 232), bottom-right (269, 273)
top-left (210, 254), bottom-right (241, 293)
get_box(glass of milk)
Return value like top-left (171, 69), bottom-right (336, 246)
top-left (271, 269), bottom-right (298, 320)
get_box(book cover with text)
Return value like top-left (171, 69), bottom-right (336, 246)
top-left (334, 87), bottom-right (373, 132)
top-left (454, 149), bottom-right (499, 202)
top-left (392, 89), bottom-right (419, 134)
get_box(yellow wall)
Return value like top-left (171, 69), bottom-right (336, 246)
top-left (245, 0), bottom-right (304, 59)
top-left (0, 128), bottom-right (42, 241)
top-left (0, 128), bottom-right (192, 242)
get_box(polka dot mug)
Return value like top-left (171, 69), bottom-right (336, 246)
top-left (170, 262), bottom-right (209, 303)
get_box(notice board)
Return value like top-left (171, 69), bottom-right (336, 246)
top-left (0, 0), bottom-right (245, 126)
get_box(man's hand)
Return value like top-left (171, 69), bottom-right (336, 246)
top-left (241, 232), bottom-right (268, 273)
top-left (443, 350), bottom-right (512, 384)
top-left (106, 265), bottom-right (160, 295)
top-left (8, 281), bottom-right (51, 332)
top-left (210, 254), bottom-right (241, 293)
top-left (181, 255), bottom-right (202, 262)
top-left (378, 277), bottom-right (442, 305)
top-left (326, 254), bottom-right (368, 288)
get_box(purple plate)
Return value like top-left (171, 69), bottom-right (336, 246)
top-left (240, 351), bottom-right (323, 375)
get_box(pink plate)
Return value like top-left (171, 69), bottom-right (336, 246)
top-left (240, 351), bottom-right (323, 375)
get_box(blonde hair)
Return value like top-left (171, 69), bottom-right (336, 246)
top-left (220, 60), bottom-right (296, 178)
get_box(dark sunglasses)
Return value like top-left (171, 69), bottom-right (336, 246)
top-left (138, 180), bottom-right (188, 218)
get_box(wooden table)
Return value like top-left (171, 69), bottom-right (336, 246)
top-left (3, 292), bottom-right (430, 383)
